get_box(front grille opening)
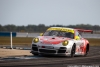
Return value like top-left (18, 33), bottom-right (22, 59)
top-left (39, 49), bottom-right (56, 53)
top-left (32, 47), bottom-right (38, 51)
top-left (58, 50), bottom-right (66, 53)
top-left (60, 47), bottom-right (67, 50)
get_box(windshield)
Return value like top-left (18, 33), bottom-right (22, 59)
top-left (43, 30), bottom-right (74, 39)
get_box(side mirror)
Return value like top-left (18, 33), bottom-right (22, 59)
top-left (40, 33), bottom-right (43, 36)
top-left (75, 36), bottom-right (80, 40)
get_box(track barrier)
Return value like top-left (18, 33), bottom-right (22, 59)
top-left (0, 32), bottom-right (16, 49)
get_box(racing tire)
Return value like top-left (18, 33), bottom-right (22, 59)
top-left (83, 44), bottom-right (89, 57)
top-left (70, 44), bottom-right (76, 57)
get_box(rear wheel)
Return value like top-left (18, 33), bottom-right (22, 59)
top-left (84, 44), bottom-right (89, 56)
top-left (70, 44), bottom-right (76, 57)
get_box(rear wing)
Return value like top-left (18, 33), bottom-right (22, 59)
top-left (75, 29), bottom-right (93, 34)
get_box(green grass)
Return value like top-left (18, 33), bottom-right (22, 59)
top-left (0, 37), bottom-right (100, 46)
top-left (0, 37), bottom-right (33, 46)
top-left (86, 38), bottom-right (100, 46)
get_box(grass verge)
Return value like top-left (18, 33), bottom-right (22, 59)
top-left (86, 38), bottom-right (100, 46)
top-left (0, 37), bottom-right (33, 46)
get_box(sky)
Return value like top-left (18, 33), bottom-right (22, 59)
top-left (0, 0), bottom-right (100, 26)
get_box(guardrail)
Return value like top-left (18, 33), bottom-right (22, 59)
top-left (16, 32), bottom-right (40, 37)
top-left (0, 32), bottom-right (16, 37)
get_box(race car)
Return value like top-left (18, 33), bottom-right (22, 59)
top-left (30, 27), bottom-right (89, 57)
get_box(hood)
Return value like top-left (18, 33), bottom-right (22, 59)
top-left (38, 36), bottom-right (71, 45)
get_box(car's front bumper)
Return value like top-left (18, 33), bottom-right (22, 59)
top-left (31, 43), bottom-right (72, 56)
top-left (30, 48), bottom-right (71, 56)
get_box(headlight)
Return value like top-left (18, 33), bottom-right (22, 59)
top-left (62, 40), bottom-right (68, 46)
top-left (33, 38), bottom-right (39, 43)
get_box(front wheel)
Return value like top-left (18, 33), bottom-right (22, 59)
top-left (70, 44), bottom-right (76, 57)
top-left (32, 53), bottom-right (39, 56)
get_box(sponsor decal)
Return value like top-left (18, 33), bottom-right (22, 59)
top-left (47, 28), bottom-right (74, 33)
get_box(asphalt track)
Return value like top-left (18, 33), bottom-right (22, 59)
top-left (0, 46), bottom-right (100, 67)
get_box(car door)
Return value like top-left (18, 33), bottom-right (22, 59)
top-left (77, 33), bottom-right (85, 53)
top-left (74, 31), bottom-right (83, 53)
top-left (74, 31), bottom-right (82, 45)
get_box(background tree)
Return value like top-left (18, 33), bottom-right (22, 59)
top-left (0, 24), bottom-right (100, 33)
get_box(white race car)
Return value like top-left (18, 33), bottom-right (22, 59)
top-left (30, 27), bottom-right (89, 57)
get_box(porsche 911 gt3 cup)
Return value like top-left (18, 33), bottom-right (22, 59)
top-left (30, 27), bottom-right (89, 57)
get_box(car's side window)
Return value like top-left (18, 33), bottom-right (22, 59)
top-left (75, 31), bottom-right (79, 36)
top-left (75, 31), bottom-right (82, 39)
top-left (78, 33), bottom-right (82, 38)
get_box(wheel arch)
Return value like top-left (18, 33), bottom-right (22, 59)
top-left (70, 43), bottom-right (76, 57)
top-left (70, 43), bottom-right (76, 52)
top-left (86, 43), bottom-right (89, 52)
